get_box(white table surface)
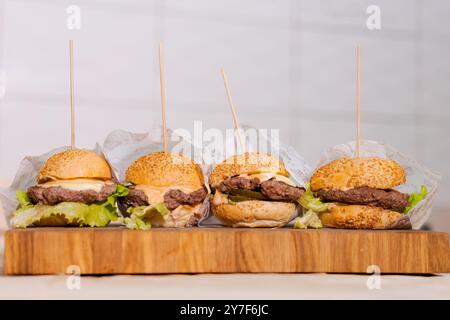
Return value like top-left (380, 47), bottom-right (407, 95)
top-left (0, 272), bottom-right (449, 300)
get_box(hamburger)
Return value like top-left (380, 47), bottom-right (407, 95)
top-left (120, 151), bottom-right (209, 229)
top-left (301, 157), bottom-right (427, 229)
top-left (11, 149), bottom-right (127, 228)
top-left (209, 152), bottom-right (305, 227)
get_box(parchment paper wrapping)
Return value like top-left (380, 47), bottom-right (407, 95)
top-left (0, 145), bottom-right (109, 229)
top-left (316, 140), bottom-right (441, 229)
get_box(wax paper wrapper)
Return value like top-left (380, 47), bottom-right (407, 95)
top-left (316, 140), bottom-right (441, 229)
top-left (102, 128), bottom-right (211, 227)
top-left (0, 145), bottom-right (112, 229)
top-left (197, 125), bottom-right (313, 227)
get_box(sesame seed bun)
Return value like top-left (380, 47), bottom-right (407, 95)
top-left (319, 204), bottom-right (406, 229)
top-left (310, 157), bottom-right (406, 191)
top-left (209, 152), bottom-right (288, 188)
top-left (125, 151), bottom-right (204, 189)
top-left (211, 191), bottom-right (297, 227)
top-left (37, 149), bottom-right (112, 184)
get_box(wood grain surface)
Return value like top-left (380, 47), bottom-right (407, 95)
top-left (3, 228), bottom-right (450, 275)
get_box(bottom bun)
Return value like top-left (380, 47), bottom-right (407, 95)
top-left (319, 204), bottom-right (406, 229)
top-left (211, 192), bottom-right (298, 228)
top-left (151, 202), bottom-right (209, 228)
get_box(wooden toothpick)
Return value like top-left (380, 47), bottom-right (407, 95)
top-left (69, 39), bottom-right (75, 149)
top-left (220, 67), bottom-right (245, 153)
top-left (159, 43), bottom-right (168, 153)
top-left (355, 45), bottom-right (361, 158)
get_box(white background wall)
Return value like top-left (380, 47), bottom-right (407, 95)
top-left (0, 0), bottom-right (449, 230)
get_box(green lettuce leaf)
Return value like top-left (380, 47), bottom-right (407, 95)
top-left (127, 203), bottom-right (170, 219)
top-left (293, 210), bottom-right (323, 229)
top-left (118, 216), bottom-right (152, 231)
top-left (113, 184), bottom-right (129, 198)
top-left (122, 202), bottom-right (170, 230)
top-left (16, 191), bottom-right (33, 209)
top-left (405, 185), bottom-right (428, 213)
top-left (11, 202), bottom-right (116, 228)
top-left (11, 184), bottom-right (128, 228)
top-left (298, 183), bottom-right (330, 212)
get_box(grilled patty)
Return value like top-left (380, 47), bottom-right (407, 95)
top-left (218, 176), bottom-right (260, 193)
top-left (218, 176), bottom-right (304, 202)
top-left (27, 183), bottom-right (117, 206)
top-left (122, 186), bottom-right (208, 211)
top-left (164, 187), bottom-right (208, 210)
top-left (316, 187), bottom-right (410, 211)
top-left (122, 188), bottom-right (148, 207)
top-left (260, 179), bottom-right (304, 202)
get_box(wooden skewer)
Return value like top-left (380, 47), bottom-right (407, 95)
top-left (355, 45), bottom-right (361, 158)
top-left (69, 39), bottom-right (75, 149)
top-left (220, 67), bottom-right (245, 153)
top-left (159, 42), bottom-right (168, 153)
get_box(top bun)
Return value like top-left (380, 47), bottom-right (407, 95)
top-left (310, 157), bottom-right (406, 191)
top-left (37, 149), bottom-right (112, 183)
top-left (125, 151), bottom-right (204, 188)
top-left (209, 152), bottom-right (288, 187)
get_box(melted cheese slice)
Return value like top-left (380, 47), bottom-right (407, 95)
top-left (135, 185), bottom-right (200, 204)
top-left (238, 173), bottom-right (296, 186)
top-left (39, 179), bottom-right (109, 192)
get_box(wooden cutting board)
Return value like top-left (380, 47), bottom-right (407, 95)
top-left (3, 228), bottom-right (450, 275)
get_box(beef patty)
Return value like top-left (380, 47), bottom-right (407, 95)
top-left (164, 186), bottom-right (208, 210)
top-left (316, 187), bottom-right (409, 211)
top-left (218, 176), bottom-right (260, 193)
top-left (122, 188), bottom-right (148, 208)
top-left (122, 186), bottom-right (208, 211)
top-left (260, 179), bottom-right (304, 202)
top-left (27, 183), bottom-right (117, 206)
top-left (218, 176), bottom-right (304, 202)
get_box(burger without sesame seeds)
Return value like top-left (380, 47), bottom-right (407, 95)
top-left (119, 151), bottom-right (209, 229)
top-left (11, 149), bottom-right (128, 228)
